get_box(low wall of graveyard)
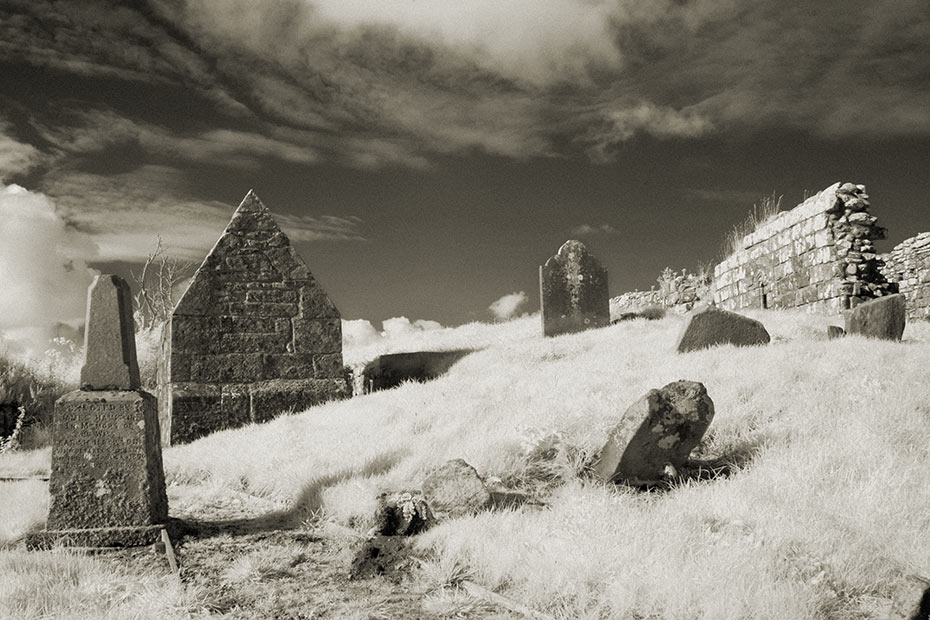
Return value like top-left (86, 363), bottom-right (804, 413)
top-left (713, 183), bottom-right (896, 314)
top-left (880, 232), bottom-right (930, 320)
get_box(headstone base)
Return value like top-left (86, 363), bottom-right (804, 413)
top-left (47, 390), bottom-right (167, 538)
top-left (25, 524), bottom-right (167, 549)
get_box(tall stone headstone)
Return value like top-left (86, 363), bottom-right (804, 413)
top-left (29, 275), bottom-right (168, 548)
top-left (80, 275), bottom-right (140, 390)
top-left (539, 240), bottom-right (609, 337)
top-left (157, 190), bottom-right (348, 445)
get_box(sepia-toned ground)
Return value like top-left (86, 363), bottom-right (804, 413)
top-left (2, 310), bottom-right (930, 619)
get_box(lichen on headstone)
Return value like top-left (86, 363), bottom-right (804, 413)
top-left (539, 240), bottom-right (609, 337)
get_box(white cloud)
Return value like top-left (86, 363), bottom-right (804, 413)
top-left (342, 316), bottom-right (445, 349)
top-left (489, 291), bottom-right (529, 321)
top-left (0, 183), bottom-right (98, 356)
top-left (571, 223), bottom-right (619, 236)
top-left (341, 318), bottom-right (381, 349)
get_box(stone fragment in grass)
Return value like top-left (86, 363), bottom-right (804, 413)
top-left (592, 380), bottom-right (715, 486)
top-left (845, 293), bottom-right (906, 341)
top-left (675, 305), bottom-right (770, 352)
top-left (421, 459), bottom-right (491, 520)
top-left (370, 491), bottom-right (433, 536)
top-left (827, 325), bottom-right (846, 339)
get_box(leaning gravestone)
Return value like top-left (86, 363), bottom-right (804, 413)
top-left (845, 293), bottom-right (906, 341)
top-left (539, 240), bottom-right (609, 337)
top-left (676, 304), bottom-right (770, 353)
top-left (157, 190), bottom-right (348, 445)
top-left (593, 380), bottom-right (714, 485)
top-left (29, 275), bottom-right (168, 548)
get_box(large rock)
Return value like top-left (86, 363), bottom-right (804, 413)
top-left (592, 381), bottom-right (715, 485)
top-left (539, 240), bottom-right (609, 337)
top-left (845, 293), bottom-right (906, 341)
top-left (80, 275), bottom-right (140, 390)
top-left (421, 459), bottom-right (491, 520)
top-left (676, 305), bottom-right (770, 352)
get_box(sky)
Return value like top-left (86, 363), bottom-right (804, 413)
top-left (1, 0), bottom-right (929, 353)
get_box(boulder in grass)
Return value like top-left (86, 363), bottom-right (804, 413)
top-left (592, 380), bottom-right (715, 486)
top-left (421, 459), bottom-right (491, 520)
top-left (827, 325), bottom-right (846, 340)
top-left (675, 305), bottom-right (770, 353)
top-left (845, 293), bottom-right (906, 341)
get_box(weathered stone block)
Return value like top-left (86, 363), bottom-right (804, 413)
top-left (845, 293), bottom-right (906, 341)
top-left (676, 305), bottom-right (770, 352)
top-left (167, 383), bottom-right (253, 444)
top-left (293, 318), bottom-right (342, 353)
top-left (249, 378), bottom-right (348, 423)
top-left (593, 381), bottom-right (714, 485)
top-left (80, 275), bottom-right (140, 390)
top-left (540, 240), bottom-right (609, 337)
top-left (298, 281), bottom-right (340, 318)
top-left (246, 288), bottom-right (298, 304)
top-left (421, 459), bottom-right (491, 520)
top-left (263, 353), bottom-right (317, 380)
top-left (190, 354), bottom-right (264, 383)
top-left (39, 390), bottom-right (167, 545)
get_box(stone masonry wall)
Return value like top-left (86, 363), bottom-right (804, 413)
top-left (880, 232), bottom-right (930, 320)
top-left (157, 190), bottom-right (347, 445)
top-left (714, 182), bottom-right (896, 314)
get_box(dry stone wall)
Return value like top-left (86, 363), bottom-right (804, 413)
top-left (880, 232), bottom-right (930, 320)
top-left (157, 190), bottom-right (347, 445)
top-left (714, 182), bottom-right (896, 314)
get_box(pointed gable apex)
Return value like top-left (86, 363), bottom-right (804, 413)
top-left (173, 190), bottom-right (338, 317)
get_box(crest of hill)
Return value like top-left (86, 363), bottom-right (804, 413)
top-left (4, 311), bottom-right (930, 619)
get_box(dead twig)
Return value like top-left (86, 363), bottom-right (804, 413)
top-left (460, 580), bottom-right (555, 620)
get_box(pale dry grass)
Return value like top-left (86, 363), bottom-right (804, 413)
top-left (0, 481), bottom-right (47, 545)
top-left (4, 311), bottom-right (930, 619)
top-left (0, 548), bottom-right (202, 620)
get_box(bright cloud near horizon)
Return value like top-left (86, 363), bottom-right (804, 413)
top-left (0, 0), bottom-right (928, 345)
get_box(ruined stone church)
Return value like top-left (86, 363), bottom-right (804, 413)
top-left (156, 190), bottom-right (347, 445)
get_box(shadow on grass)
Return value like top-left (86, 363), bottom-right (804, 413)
top-left (624, 434), bottom-right (767, 493)
top-left (175, 448), bottom-right (409, 538)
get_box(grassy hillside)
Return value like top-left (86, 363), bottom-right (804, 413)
top-left (2, 310), bottom-right (930, 619)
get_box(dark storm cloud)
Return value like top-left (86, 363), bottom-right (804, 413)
top-left (5, 0), bottom-right (929, 169)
